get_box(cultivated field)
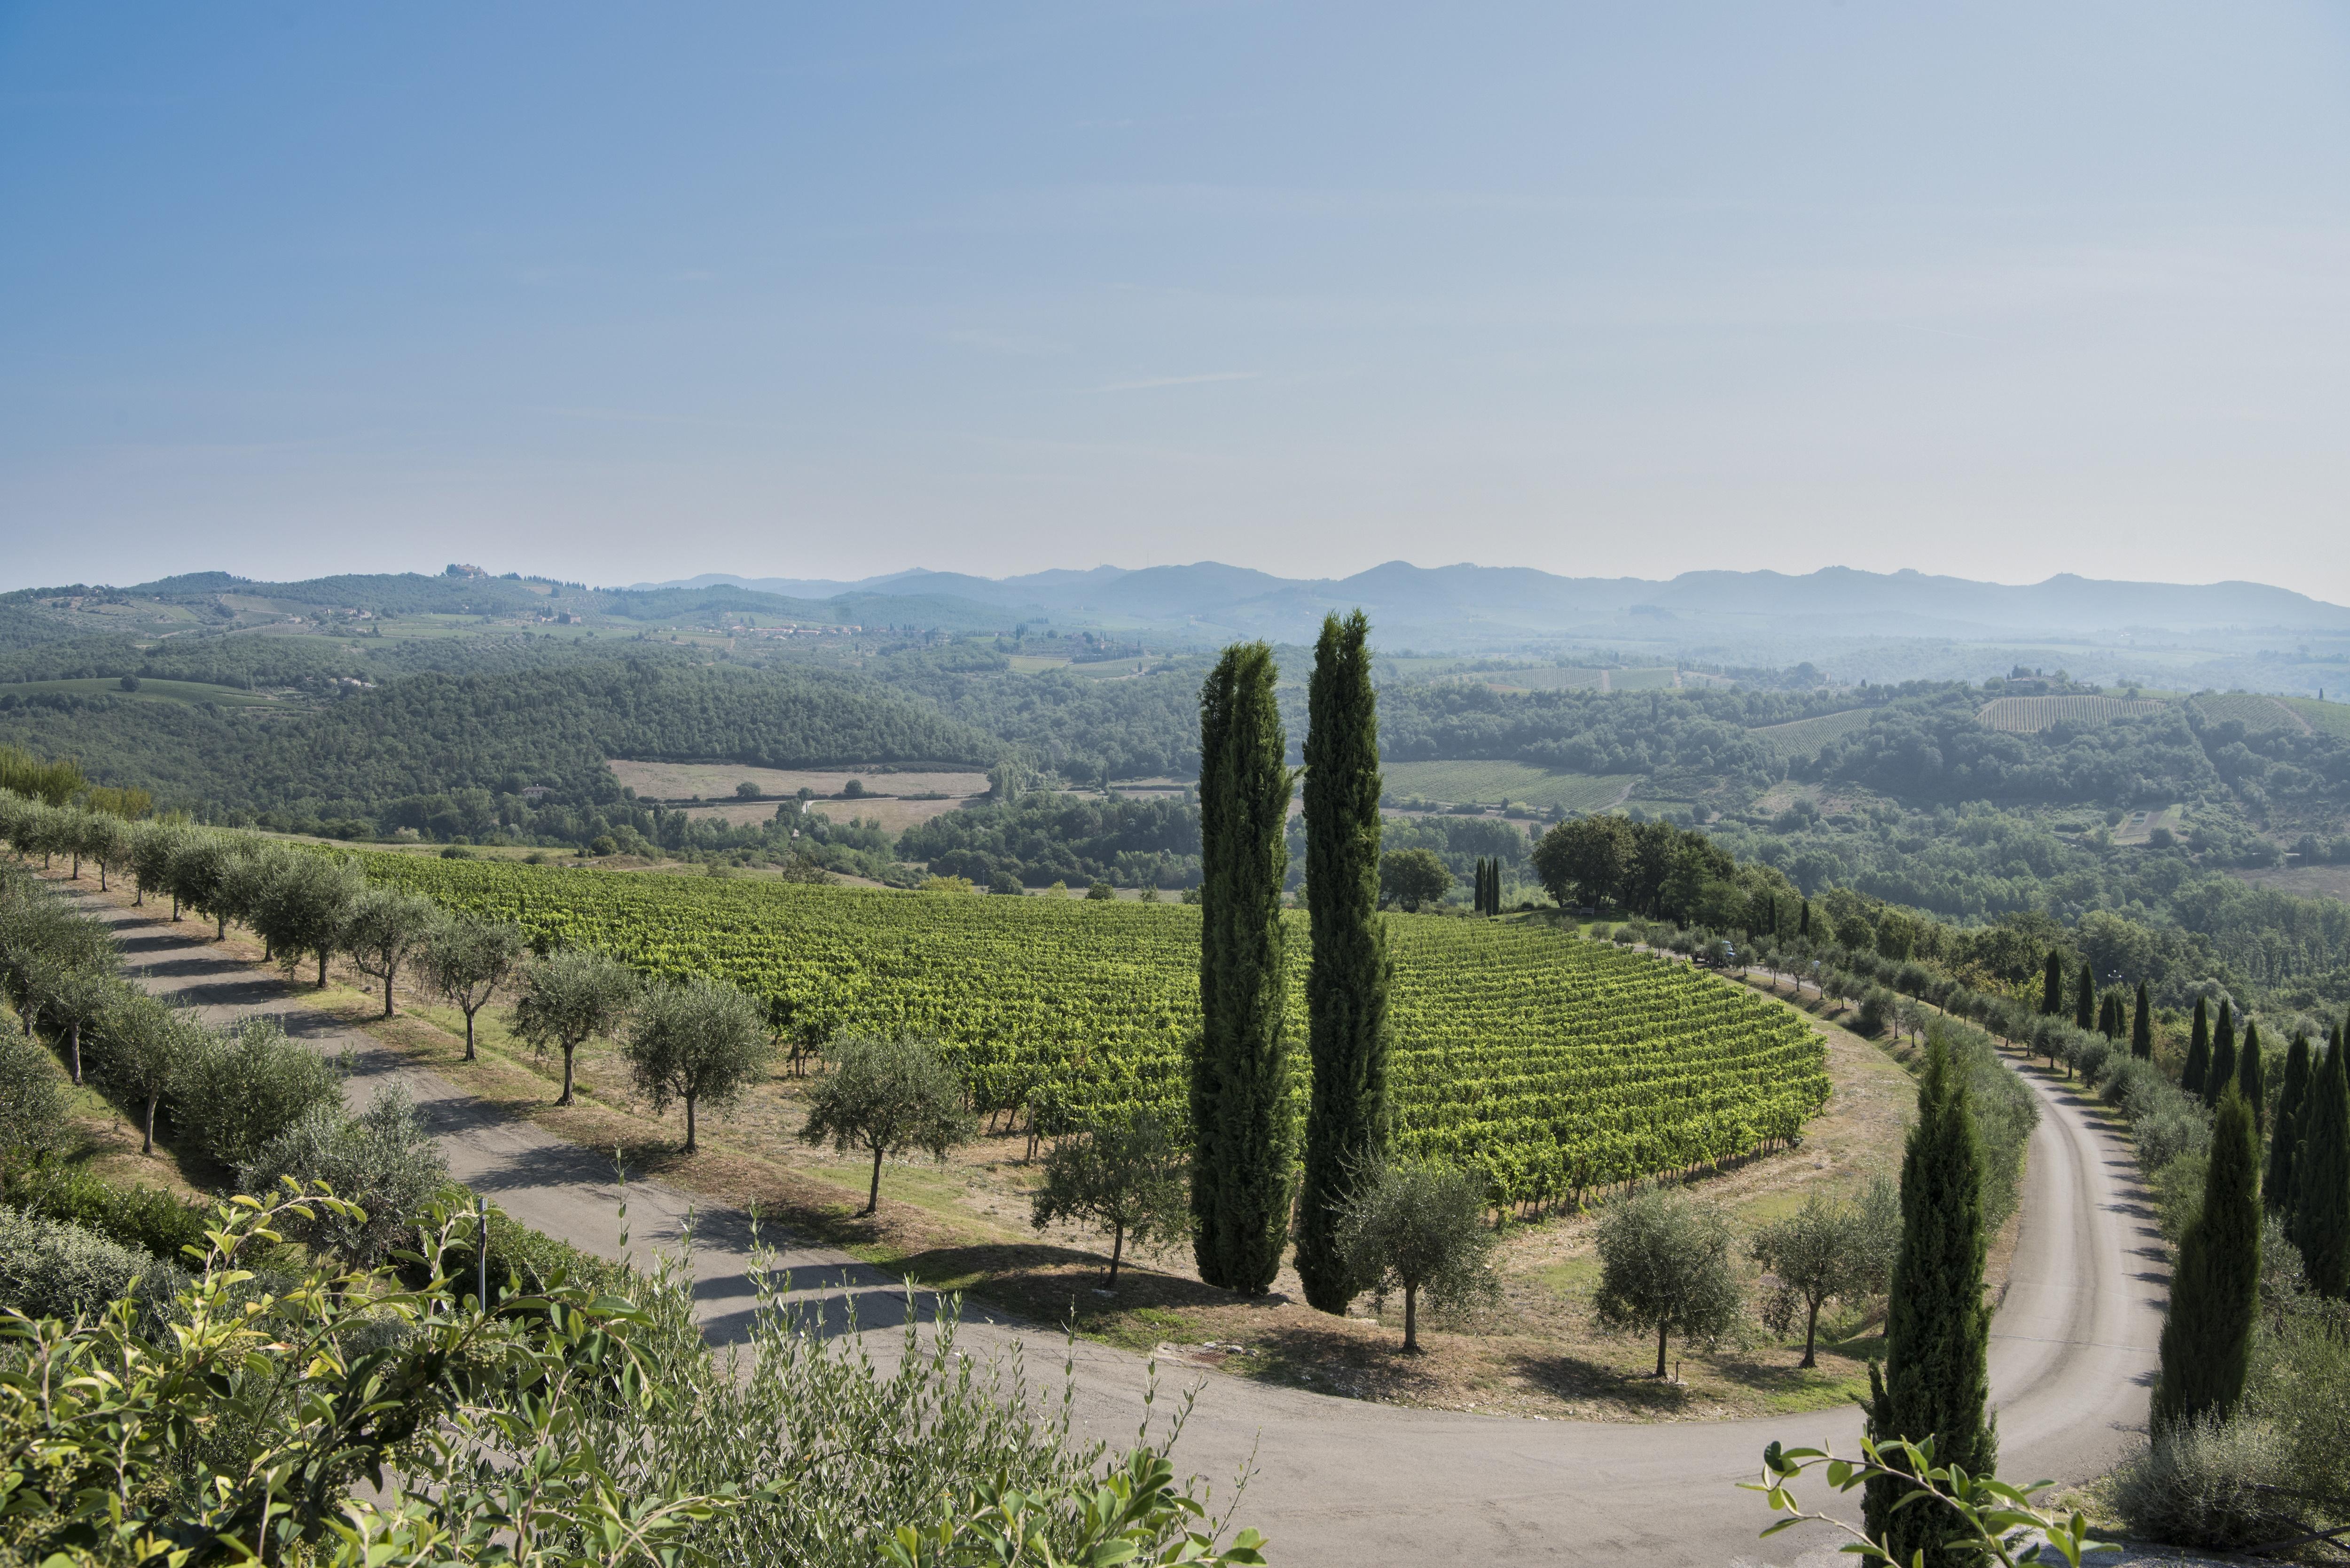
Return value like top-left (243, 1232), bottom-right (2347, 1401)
top-left (1479, 666), bottom-right (1607, 693)
top-left (1747, 708), bottom-right (1877, 756)
top-left (0, 676), bottom-right (282, 708)
top-left (1976, 694), bottom-right (2172, 733)
top-left (1383, 760), bottom-right (1636, 811)
top-left (2193, 693), bottom-right (2313, 735)
top-left (606, 759), bottom-right (990, 801)
top-left (362, 856), bottom-right (1827, 1208)
top-left (2281, 695), bottom-right (2350, 740)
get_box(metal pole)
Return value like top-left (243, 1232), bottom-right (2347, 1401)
top-left (476, 1194), bottom-right (489, 1311)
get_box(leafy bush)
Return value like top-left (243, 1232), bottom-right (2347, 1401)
top-left (168, 1016), bottom-right (345, 1169)
top-left (238, 1085), bottom-right (448, 1267)
top-left (0, 1204), bottom-right (186, 1323)
top-left (1924, 1018), bottom-right (2038, 1230)
top-left (2112, 1412), bottom-right (2306, 1551)
top-left (0, 1033), bottom-right (66, 1172)
top-left (1, 1162), bottom-right (208, 1264)
top-left (402, 1183), bottom-right (636, 1305)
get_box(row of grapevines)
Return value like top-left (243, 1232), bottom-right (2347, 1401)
top-left (363, 855), bottom-right (1827, 1204)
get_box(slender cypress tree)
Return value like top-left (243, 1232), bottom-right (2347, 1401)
top-left (1193, 641), bottom-right (1296, 1295)
top-left (2100, 993), bottom-right (2123, 1042)
top-left (1295, 611), bottom-right (1389, 1313)
top-left (2183, 998), bottom-right (2210, 1097)
top-left (2041, 951), bottom-right (2065, 1016)
top-left (2236, 1022), bottom-right (2264, 1138)
top-left (2074, 965), bottom-right (2095, 1031)
top-left (1863, 1035), bottom-right (1995, 1560)
top-left (1799, 901), bottom-right (1811, 939)
top-left (2153, 1086), bottom-right (2261, 1429)
top-left (2290, 1027), bottom-right (2348, 1299)
top-left (2207, 1004), bottom-right (2238, 1111)
top-left (2267, 1031), bottom-right (2312, 1217)
top-left (2131, 982), bottom-right (2153, 1060)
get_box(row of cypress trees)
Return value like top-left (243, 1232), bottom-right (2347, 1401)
top-left (2041, 950), bottom-right (2153, 1060)
top-left (1471, 857), bottom-right (1503, 916)
top-left (2154, 1015), bottom-right (2349, 1437)
top-left (1192, 613), bottom-right (1399, 1310)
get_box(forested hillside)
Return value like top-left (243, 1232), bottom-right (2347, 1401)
top-left (0, 661), bottom-right (993, 836)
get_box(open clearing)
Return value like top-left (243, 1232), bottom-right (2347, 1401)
top-left (0, 676), bottom-right (282, 708)
top-left (2230, 862), bottom-right (2350, 904)
top-left (606, 759), bottom-right (990, 800)
top-left (1383, 760), bottom-right (1635, 811)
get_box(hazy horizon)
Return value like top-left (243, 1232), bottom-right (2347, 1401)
top-left (6, 4), bottom-right (2346, 599)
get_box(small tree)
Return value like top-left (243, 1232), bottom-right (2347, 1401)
top-left (0, 1032), bottom-right (67, 1173)
top-left (622, 975), bottom-right (772, 1153)
top-left (92, 990), bottom-right (199, 1154)
top-left (77, 813), bottom-right (128, 893)
top-left (1029, 1110), bottom-right (1190, 1287)
top-left (798, 1034), bottom-right (975, 1215)
top-left (1086, 880), bottom-right (1115, 901)
top-left (1333, 1160), bottom-right (1500, 1352)
top-left (1752, 1192), bottom-right (1867, 1368)
top-left (168, 833), bottom-right (235, 938)
top-left (341, 887), bottom-right (440, 1018)
top-left (2152, 1086), bottom-right (2260, 1429)
top-left (1592, 1186), bottom-right (1744, 1379)
top-left (44, 965), bottom-right (124, 1085)
top-left (507, 949), bottom-right (640, 1107)
top-left (1378, 848), bottom-right (1451, 913)
top-left (420, 917), bottom-right (529, 1060)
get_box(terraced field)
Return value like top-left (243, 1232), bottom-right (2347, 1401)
top-left (362, 855), bottom-right (1827, 1206)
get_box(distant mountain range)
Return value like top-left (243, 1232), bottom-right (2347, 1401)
top-left (634, 562), bottom-right (2350, 647)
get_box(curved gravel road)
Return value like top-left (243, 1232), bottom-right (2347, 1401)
top-left (71, 882), bottom-right (2163, 1566)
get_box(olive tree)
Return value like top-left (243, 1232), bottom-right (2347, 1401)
top-left (76, 812), bottom-right (129, 892)
top-left (421, 917), bottom-right (530, 1060)
top-left (341, 887), bottom-right (441, 1018)
top-left (508, 948), bottom-right (640, 1106)
top-left (0, 1032), bottom-right (67, 1173)
top-left (798, 1034), bottom-right (975, 1216)
top-left (622, 975), bottom-right (772, 1153)
top-left (1029, 1110), bottom-right (1189, 1287)
top-left (44, 965), bottom-right (125, 1085)
top-left (91, 990), bottom-right (202, 1154)
top-left (167, 833), bottom-right (236, 938)
top-left (1334, 1160), bottom-right (1502, 1352)
top-left (253, 853), bottom-right (365, 988)
top-left (125, 820), bottom-right (187, 913)
top-left (1752, 1192), bottom-right (1870, 1367)
top-left (1593, 1186), bottom-right (1744, 1380)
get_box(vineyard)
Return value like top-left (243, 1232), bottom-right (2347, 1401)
top-left (1976, 694), bottom-right (2173, 733)
top-left (363, 855), bottom-right (1827, 1206)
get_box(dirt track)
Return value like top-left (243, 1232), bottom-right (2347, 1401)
top-left (73, 883), bottom-right (2163, 1567)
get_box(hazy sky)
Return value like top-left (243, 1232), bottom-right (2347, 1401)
top-left (5, 4), bottom-right (2347, 599)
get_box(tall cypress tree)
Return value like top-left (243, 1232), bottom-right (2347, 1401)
top-left (2183, 998), bottom-right (2210, 1097)
top-left (1294, 611), bottom-right (1389, 1313)
top-left (2041, 951), bottom-right (2065, 1016)
top-left (2267, 1031), bottom-right (2313, 1217)
top-left (2207, 1004), bottom-right (2238, 1111)
top-left (1193, 641), bottom-right (1296, 1295)
top-left (2132, 982), bottom-right (2153, 1060)
top-left (2100, 993), bottom-right (2123, 1041)
top-left (2291, 1027), bottom-right (2349, 1299)
top-left (1799, 900), bottom-right (1811, 939)
top-left (2153, 1086), bottom-right (2261, 1429)
top-left (2074, 965), bottom-right (2095, 1031)
top-left (1864, 1035), bottom-right (1995, 1560)
top-left (2236, 1022), bottom-right (2265, 1138)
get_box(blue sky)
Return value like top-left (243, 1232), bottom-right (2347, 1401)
top-left (4, 3), bottom-right (2347, 599)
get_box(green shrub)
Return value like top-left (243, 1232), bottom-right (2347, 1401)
top-left (2113, 1412), bottom-right (2306, 1551)
top-left (0, 1203), bottom-right (186, 1323)
top-left (402, 1183), bottom-right (636, 1305)
top-left (0, 1033), bottom-right (67, 1173)
top-left (239, 1086), bottom-right (448, 1268)
top-left (167, 1016), bottom-right (344, 1169)
top-left (1, 1163), bottom-right (208, 1264)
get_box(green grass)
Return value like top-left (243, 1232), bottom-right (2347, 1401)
top-left (1383, 760), bottom-right (1636, 810)
top-left (0, 677), bottom-right (282, 708)
top-left (1749, 708), bottom-right (1878, 756)
top-left (2276, 695), bottom-right (2350, 740)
